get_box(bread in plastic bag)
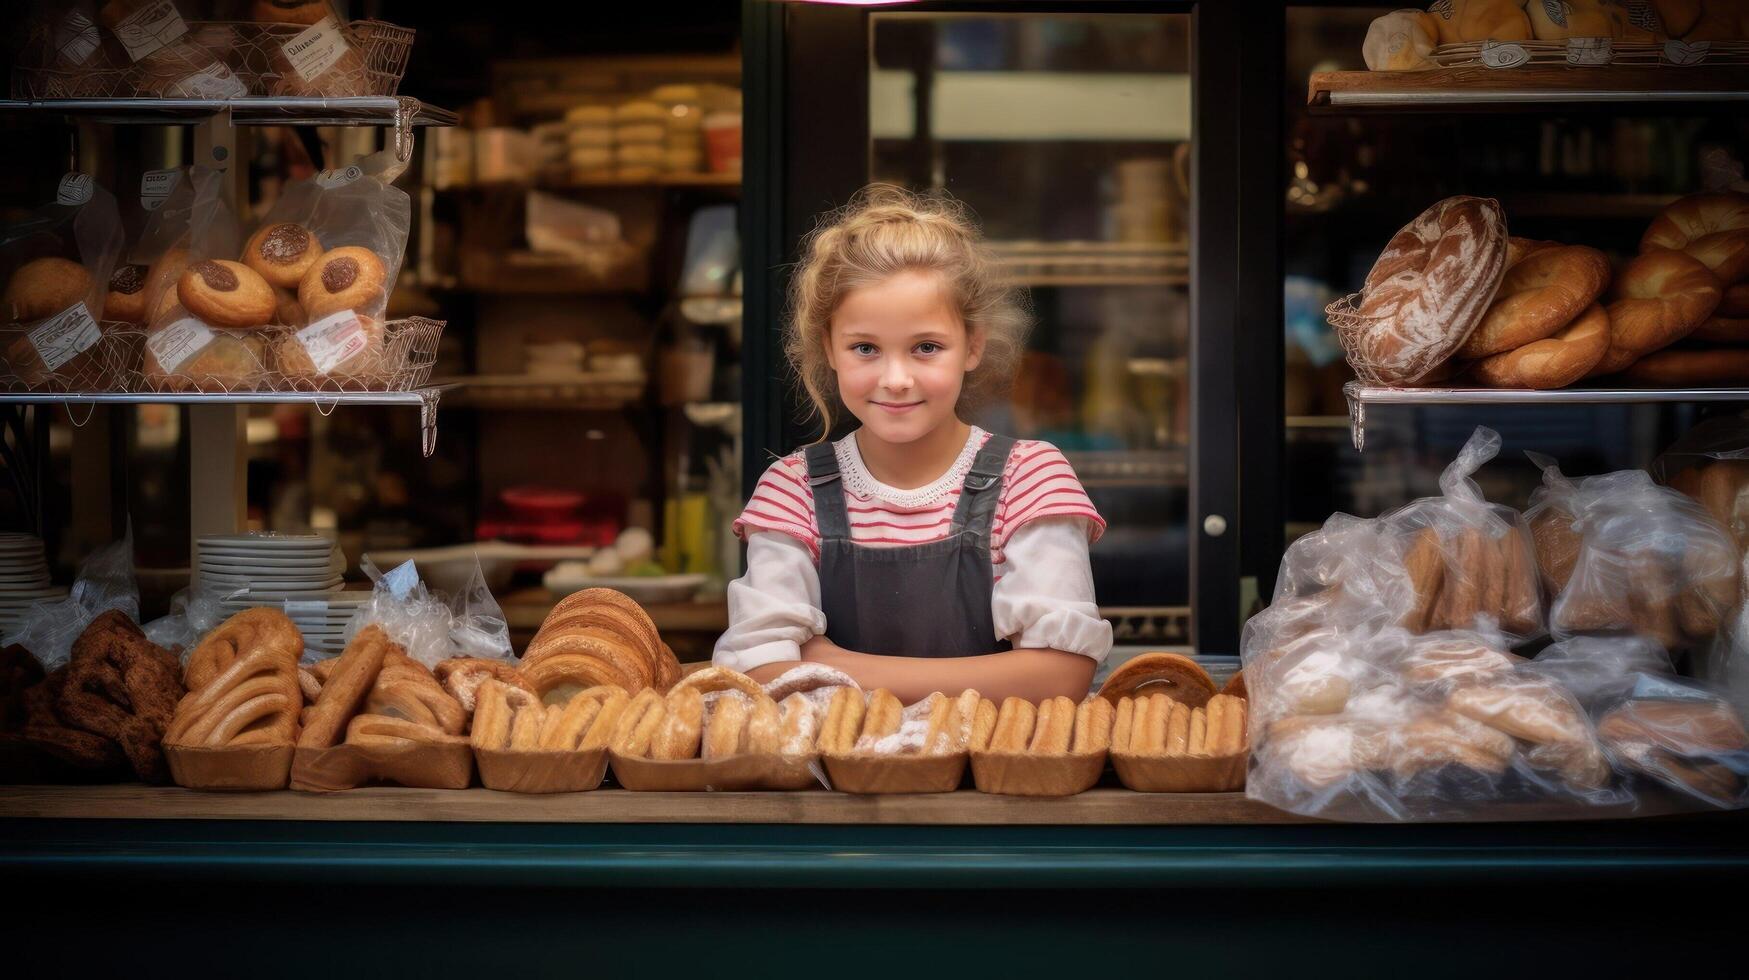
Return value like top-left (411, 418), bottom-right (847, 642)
top-left (0, 172), bottom-right (127, 390)
top-left (1529, 453), bottom-right (1740, 651)
top-left (2, 533), bottom-right (139, 670)
top-left (132, 166), bottom-right (274, 392)
top-left (1651, 415), bottom-right (1749, 552)
top-left (1245, 624), bottom-right (1630, 821)
top-left (244, 148), bottom-right (411, 389)
top-left (341, 556), bottom-right (512, 670)
top-left (1529, 636), bottom-right (1749, 809)
top-left (1387, 428), bottom-right (1544, 640)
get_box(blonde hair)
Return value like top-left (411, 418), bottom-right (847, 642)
top-left (784, 183), bottom-right (1029, 437)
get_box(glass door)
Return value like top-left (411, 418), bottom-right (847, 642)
top-left (745, 1), bottom-right (1249, 653)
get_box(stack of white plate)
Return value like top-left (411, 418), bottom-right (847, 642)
top-left (197, 533), bottom-right (362, 655)
top-left (0, 533), bottom-right (64, 634)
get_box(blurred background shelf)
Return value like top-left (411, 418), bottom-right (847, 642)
top-left (0, 96), bottom-right (459, 126)
top-left (1308, 67), bottom-right (1749, 111)
top-left (1343, 383), bottom-right (1749, 450)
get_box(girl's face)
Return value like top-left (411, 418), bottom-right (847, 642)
top-left (828, 269), bottom-right (983, 446)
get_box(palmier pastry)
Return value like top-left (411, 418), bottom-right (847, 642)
top-left (165, 639), bottom-right (301, 748)
top-left (298, 624), bottom-right (393, 749)
top-left (3, 257), bottom-right (91, 321)
top-left (299, 246), bottom-right (387, 321)
top-left (104, 264), bottom-right (149, 324)
top-left (243, 222), bottom-right (324, 289)
top-left (54, 610), bottom-right (185, 783)
top-left (365, 652), bottom-right (467, 736)
top-left (177, 259), bottom-right (276, 329)
top-left (433, 657), bottom-right (534, 714)
top-left (1097, 652), bottom-right (1216, 709)
top-left (184, 608), bottom-right (305, 692)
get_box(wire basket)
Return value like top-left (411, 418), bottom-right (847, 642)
top-left (129, 316), bottom-right (444, 394)
top-left (0, 323), bottom-right (143, 393)
top-left (1430, 39), bottom-right (1749, 70)
top-left (1324, 291), bottom-right (1466, 388)
top-left (11, 19), bottom-right (414, 100)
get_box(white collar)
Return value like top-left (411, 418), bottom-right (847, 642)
top-left (834, 425), bottom-right (986, 508)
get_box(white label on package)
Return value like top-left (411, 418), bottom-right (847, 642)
top-left (1565, 37), bottom-right (1612, 67)
top-left (1479, 41), bottom-right (1530, 70)
top-left (315, 165), bottom-right (363, 189)
top-left (56, 173), bottom-right (94, 206)
top-left (147, 317), bottom-right (214, 375)
top-left (28, 304), bottom-right (101, 371)
top-left (1664, 39), bottom-right (1710, 65)
top-left (168, 63), bottom-right (248, 100)
top-left (295, 311), bottom-right (368, 374)
top-left (282, 16), bottom-right (350, 82)
top-left (140, 169), bottom-right (181, 211)
top-left (54, 11), bottom-right (102, 67)
top-left (111, 0), bottom-right (189, 63)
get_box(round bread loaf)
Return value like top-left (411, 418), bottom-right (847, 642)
top-left (1459, 244), bottom-right (1610, 359)
top-left (1343, 196), bottom-right (1508, 385)
top-left (1591, 249), bottom-right (1721, 376)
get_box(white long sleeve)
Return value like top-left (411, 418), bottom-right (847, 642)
top-left (712, 531), bottom-right (826, 673)
top-left (992, 516), bottom-right (1113, 664)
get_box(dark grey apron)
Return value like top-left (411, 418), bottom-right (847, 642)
top-left (805, 433), bottom-right (1016, 658)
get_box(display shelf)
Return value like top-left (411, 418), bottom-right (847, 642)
top-left (0, 785), bottom-right (1298, 824)
top-left (988, 240), bottom-right (1189, 288)
top-left (0, 387), bottom-right (455, 456)
top-left (1308, 66), bottom-right (1749, 111)
top-left (1343, 382), bottom-right (1749, 450)
top-left (441, 374), bottom-right (643, 411)
top-left (0, 95), bottom-right (459, 127)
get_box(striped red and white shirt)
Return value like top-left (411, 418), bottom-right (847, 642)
top-left (732, 427), bottom-right (1105, 564)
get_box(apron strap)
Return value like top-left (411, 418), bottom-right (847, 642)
top-left (804, 441), bottom-right (852, 541)
top-left (951, 434), bottom-right (1016, 545)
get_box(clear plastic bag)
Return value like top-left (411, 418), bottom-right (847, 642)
top-left (1529, 455), bottom-right (1741, 652)
top-left (1385, 427), bottom-right (1545, 642)
top-left (1530, 635), bottom-right (1749, 809)
top-left (0, 172), bottom-right (127, 391)
top-left (1, 534), bottom-right (139, 670)
top-left (341, 556), bottom-right (512, 669)
top-left (133, 166), bottom-right (271, 393)
top-left (1245, 624), bottom-right (1632, 822)
top-left (1651, 415), bottom-right (1749, 552)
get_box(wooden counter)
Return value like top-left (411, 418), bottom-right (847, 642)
top-left (0, 786), bottom-right (1300, 824)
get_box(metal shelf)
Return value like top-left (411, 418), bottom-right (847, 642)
top-left (1343, 381), bottom-right (1749, 450)
top-left (0, 96), bottom-right (458, 127)
top-left (1308, 67), bottom-right (1749, 112)
top-left (0, 387), bottom-right (455, 456)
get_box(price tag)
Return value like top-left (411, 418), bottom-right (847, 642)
top-left (28, 304), bottom-right (101, 371)
top-left (167, 63), bottom-right (248, 99)
top-left (110, 0), bottom-right (189, 63)
top-left (282, 16), bottom-right (350, 82)
top-left (1664, 39), bottom-right (1710, 65)
top-left (56, 173), bottom-right (94, 206)
top-left (146, 316), bottom-right (214, 374)
top-left (1566, 37), bottom-right (1612, 67)
top-left (295, 311), bottom-right (368, 374)
top-left (1480, 41), bottom-right (1531, 69)
top-left (140, 169), bottom-right (180, 211)
top-left (315, 165), bottom-right (363, 189)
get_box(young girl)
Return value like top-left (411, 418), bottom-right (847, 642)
top-left (713, 185), bottom-right (1111, 704)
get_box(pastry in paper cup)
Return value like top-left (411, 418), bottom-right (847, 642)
top-left (1108, 691), bottom-right (1250, 793)
top-left (968, 695), bottom-right (1112, 797)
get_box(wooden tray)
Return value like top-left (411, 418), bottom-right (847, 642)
top-left (609, 752), bottom-right (821, 792)
top-left (970, 750), bottom-right (1106, 798)
top-left (1111, 749), bottom-right (1247, 793)
top-left (476, 745), bottom-right (609, 794)
top-left (822, 752), bottom-right (967, 794)
top-left (164, 742), bottom-right (294, 792)
top-left (290, 738), bottom-right (474, 793)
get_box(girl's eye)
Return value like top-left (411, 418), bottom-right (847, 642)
top-left (852, 343), bottom-right (877, 356)
top-left (916, 343), bottom-right (941, 355)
